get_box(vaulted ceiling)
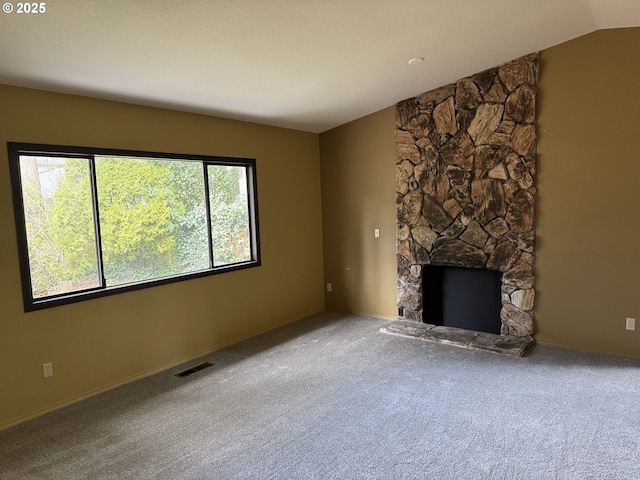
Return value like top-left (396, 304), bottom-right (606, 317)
top-left (1, 1), bottom-right (639, 133)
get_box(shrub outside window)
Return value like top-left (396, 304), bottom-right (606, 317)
top-left (8, 143), bottom-right (260, 311)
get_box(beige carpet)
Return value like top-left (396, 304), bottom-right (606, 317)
top-left (1, 311), bottom-right (640, 479)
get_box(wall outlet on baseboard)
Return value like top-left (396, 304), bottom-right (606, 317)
top-left (42, 362), bottom-right (53, 378)
top-left (326, 283), bottom-right (332, 292)
top-left (626, 318), bottom-right (636, 331)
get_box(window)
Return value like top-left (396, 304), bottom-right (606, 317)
top-left (8, 143), bottom-right (260, 311)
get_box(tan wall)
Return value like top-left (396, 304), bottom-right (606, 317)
top-left (535, 28), bottom-right (640, 357)
top-left (319, 27), bottom-right (640, 358)
top-left (319, 107), bottom-right (397, 319)
top-left (0, 85), bottom-right (325, 429)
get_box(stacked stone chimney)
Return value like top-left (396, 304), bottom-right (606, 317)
top-left (396, 54), bottom-right (538, 336)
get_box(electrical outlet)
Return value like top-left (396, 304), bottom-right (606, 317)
top-left (326, 283), bottom-right (332, 292)
top-left (374, 228), bottom-right (380, 238)
top-left (42, 362), bottom-right (53, 378)
top-left (626, 318), bottom-right (636, 331)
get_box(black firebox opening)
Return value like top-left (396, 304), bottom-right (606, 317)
top-left (423, 266), bottom-right (502, 335)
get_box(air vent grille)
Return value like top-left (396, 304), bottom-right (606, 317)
top-left (175, 362), bottom-right (213, 378)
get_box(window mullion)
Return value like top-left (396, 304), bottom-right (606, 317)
top-left (202, 163), bottom-right (215, 269)
top-left (89, 156), bottom-right (107, 288)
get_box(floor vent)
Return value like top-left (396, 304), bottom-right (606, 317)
top-left (175, 362), bottom-right (214, 378)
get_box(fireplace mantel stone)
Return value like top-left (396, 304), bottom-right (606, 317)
top-left (395, 53), bottom-right (538, 337)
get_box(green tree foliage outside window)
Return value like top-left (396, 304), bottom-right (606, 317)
top-left (17, 152), bottom-right (256, 303)
top-left (96, 157), bottom-right (209, 285)
top-left (20, 157), bottom-right (100, 296)
top-left (208, 165), bottom-right (251, 266)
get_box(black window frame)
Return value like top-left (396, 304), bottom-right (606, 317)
top-left (7, 142), bottom-right (261, 312)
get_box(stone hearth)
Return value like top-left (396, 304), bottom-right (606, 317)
top-left (381, 320), bottom-right (534, 357)
top-left (396, 53), bottom-right (538, 337)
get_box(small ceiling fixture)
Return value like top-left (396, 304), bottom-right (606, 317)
top-left (408, 57), bottom-right (424, 65)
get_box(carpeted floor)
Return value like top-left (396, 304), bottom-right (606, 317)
top-left (2, 311), bottom-right (640, 479)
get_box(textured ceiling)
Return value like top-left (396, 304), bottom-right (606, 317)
top-left (1, 1), bottom-right (639, 133)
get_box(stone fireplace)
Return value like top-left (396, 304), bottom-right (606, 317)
top-left (396, 53), bottom-right (538, 337)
